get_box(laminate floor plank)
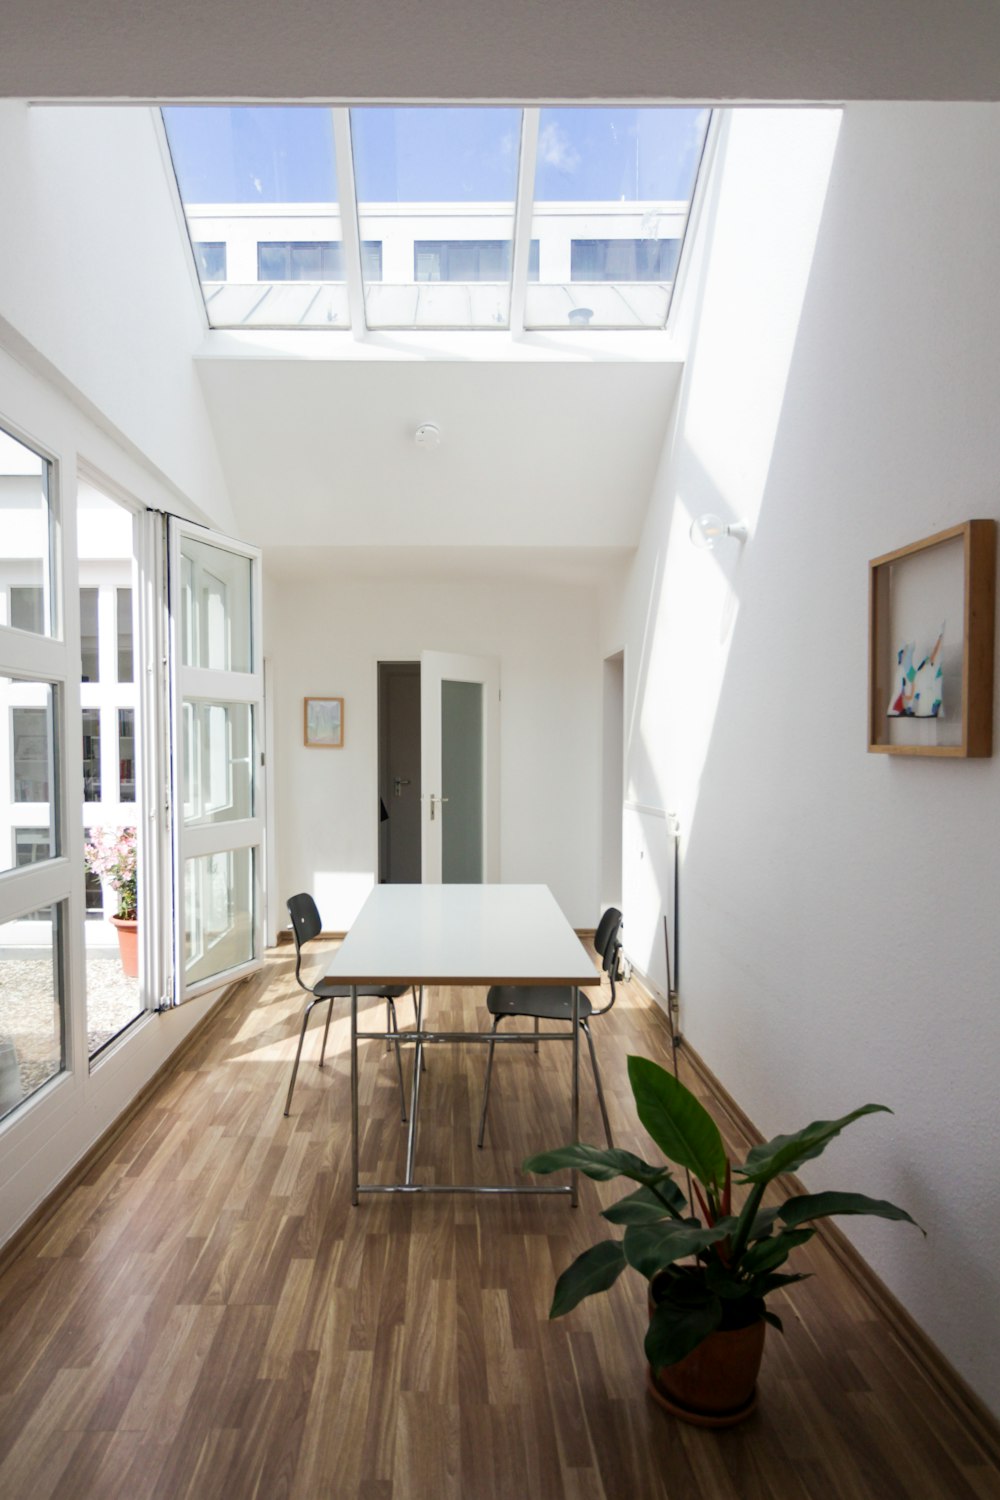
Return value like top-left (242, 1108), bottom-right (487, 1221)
top-left (0, 940), bottom-right (998, 1499)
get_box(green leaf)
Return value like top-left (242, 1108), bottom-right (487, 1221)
top-left (601, 1181), bottom-right (687, 1225)
top-left (762, 1309), bottom-right (784, 1333)
top-left (627, 1056), bottom-right (728, 1193)
top-left (523, 1144), bottom-right (667, 1184)
top-left (739, 1227), bottom-right (814, 1276)
top-left (644, 1283), bottom-right (722, 1369)
top-left (550, 1240), bottom-right (627, 1318)
top-left (778, 1191), bottom-right (924, 1234)
top-left (623, 1220), bottom-right (729, 1280)
top-left (704, 1258), bottom-right (755, 1299)
top-left (751, 1271), bottom-right (811, 1297)
top-left (747, 1206), bottom-right (780, 1241)
top-left (737, 1105), bottom-right (891, 1186)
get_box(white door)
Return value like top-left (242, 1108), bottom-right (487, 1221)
top-left (420, 650), bottom-right (500, 884)
top-left (168, 520), bottom-right (265, 1001)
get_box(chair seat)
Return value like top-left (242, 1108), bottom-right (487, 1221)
top-left (486, 984), bottom-right (595, 1022)
top-left (313, 981), bottom-right (409, 1001)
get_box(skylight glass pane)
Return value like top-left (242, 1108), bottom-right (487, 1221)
top-left (524, 107), bottom-right (710, 330)
top-left (162, 107), bottom-right (351, 330)
top-left (350, 107), bottom-right (521, 330)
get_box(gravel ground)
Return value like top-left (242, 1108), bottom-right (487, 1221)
top-left (0, 956), bottom-right (142, 1108)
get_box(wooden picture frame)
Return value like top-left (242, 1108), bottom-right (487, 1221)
top-left (868, 520), bottom-right (996, 758)
top-left (304, 697), bottom-right (344, 748)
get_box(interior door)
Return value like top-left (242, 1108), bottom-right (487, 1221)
top-left (168, 520), bottom-right (264, 1001)
top-left (420, 650), bottom-right (500, 884)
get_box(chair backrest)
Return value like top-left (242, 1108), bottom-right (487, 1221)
top-left (595, 906), bottom-right (622, 965)
top-left (287, 893), bottom-right (322, 987)
top-left (593, 907), bottom-right (623, 1016)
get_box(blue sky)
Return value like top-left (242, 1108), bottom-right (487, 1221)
top-left (163, 106), bottom-right (709, 205)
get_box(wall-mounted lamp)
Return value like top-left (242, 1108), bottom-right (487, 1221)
top-left (688, 513), bottom-right (749, 550)
top-left (414, 423), bottom-right (441, 449)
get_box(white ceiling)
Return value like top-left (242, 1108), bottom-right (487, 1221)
top-left (6, 0), bottom-right (1000, 102)
top-left (197, 354), bottom-right (681, 548)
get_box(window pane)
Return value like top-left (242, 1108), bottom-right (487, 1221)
top-left (13, 827), bottom-right (53, 918)
top-left (117, 588), bottom-right (133, 683)
top-left (10, 587), bottom-right (44, 634)
top-left (0, 904), bottom-right (64, 1123)
top-left (182, 702), bottom-right (252, 825)
top-left (10, 695), bottom-right (53, 805)
top-left (162, 106), bottom-right (351, 330)
top-left (525, 106), bottom-right (710, 329)
top-left (181, 537), bottom-right (253, 674)
top-left (193, 241), bottom-right (227, 280)
top-left (118, 708), bottom-right (136, 802)
top-left (352, 106), bottom-right (521, 329)
top-left (0, 429), bottom-right (53, 637)
top-left (441, 680), bottom-right (483, 883)
top-left (80, 587), bottom-right (99, 682)
top-left (82, 708), bottom-right (101, 802)
top-left (184, 847), bottom-right (255, 986)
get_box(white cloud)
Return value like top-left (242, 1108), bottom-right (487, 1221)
top-left (538, 122), bottom-right (581, 176)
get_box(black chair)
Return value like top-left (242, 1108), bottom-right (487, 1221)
top-left (476, 906), bottom-right (623, 1149)
top-left (284, 892), bottom-right (413, 1119)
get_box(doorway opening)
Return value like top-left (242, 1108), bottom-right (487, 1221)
top-left (601, 651), bottom-right (624, 912)
top-left (378, 661), bottom-right (421, 883)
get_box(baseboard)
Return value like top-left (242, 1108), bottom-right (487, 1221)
top-left (674, 1033), bottom-right (1000, 1466)
top-left (0, 978), bottom-right (246, 1282)
top-left (275, 929), bottom-right (346, 946)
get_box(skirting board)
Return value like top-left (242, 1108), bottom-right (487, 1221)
top-left (0, 975), bottom-right (250, 1282)
top-left (630, 969), bottom-right (1000, 1466)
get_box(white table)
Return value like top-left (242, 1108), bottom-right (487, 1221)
top-left (324, 884), bottom-right (600, 1203)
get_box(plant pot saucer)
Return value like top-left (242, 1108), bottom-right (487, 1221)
top-left (646, 1367), bottom-right (757, 1428)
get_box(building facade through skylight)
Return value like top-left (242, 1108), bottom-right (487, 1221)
top-left (162, 106), bottom-right (711, 333)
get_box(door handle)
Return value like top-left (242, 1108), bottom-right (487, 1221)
top-left (429, 793), bottom-right (449, 821)
top-left (393, 777), bottom-right (411, 798)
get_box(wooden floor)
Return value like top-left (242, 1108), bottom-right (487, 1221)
top-left (0, 943), bottom-right (998, 1500)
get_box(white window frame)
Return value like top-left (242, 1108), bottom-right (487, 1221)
top-left (167, 519), bottom-right (264, 1003)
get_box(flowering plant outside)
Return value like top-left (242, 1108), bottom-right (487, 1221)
top-left (84, 827), bottom-right (137, 919)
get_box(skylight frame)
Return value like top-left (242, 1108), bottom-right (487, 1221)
top-left (160, 103), bottom-right (714, 337)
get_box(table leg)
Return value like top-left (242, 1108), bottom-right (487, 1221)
top-left (351, 984), bottom-right (359, 1206)
top-left (404, 985), bottom-right (424, 1186)
top-left (571, 985), bottom-right (580, 1208)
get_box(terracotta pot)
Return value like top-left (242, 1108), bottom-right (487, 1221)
top-left (647, 1287), bottom-right (765, 1428)
top-left (110, 916), bottom-right (139, 979)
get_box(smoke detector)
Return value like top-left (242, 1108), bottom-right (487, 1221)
top-left (414, 423), bottom-right (441, 450)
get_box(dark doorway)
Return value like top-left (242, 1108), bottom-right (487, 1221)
top-left (378, 661), bottom-right (421, 882)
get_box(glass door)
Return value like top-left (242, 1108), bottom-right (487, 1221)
top-left (420, 651), bottom-right (500, 883)
top-left (168, 521), bottom-right (264, 999)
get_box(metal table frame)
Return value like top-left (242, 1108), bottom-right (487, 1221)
top-left (324, 885), bottom-right (599, 1205)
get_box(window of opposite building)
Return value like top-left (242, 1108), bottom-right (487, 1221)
top-left (570, 238), bottom-right (682, 281)
top-left (414, 240), bottom-right (540, 282)
top-left (256, 240), bottom-right (383, 281)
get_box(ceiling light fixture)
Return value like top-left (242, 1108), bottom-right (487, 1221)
top-left (414, 423), bottom-right (441, 450)
top-left (688, 513), bottom-right (749, 550)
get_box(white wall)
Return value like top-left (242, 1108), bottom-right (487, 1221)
top-left (0, 102), bottom-right (234, 529)
top-left (604, 104), bottom-right (1000, 1414)
top-left (265, 559), bottom-right (601, 930)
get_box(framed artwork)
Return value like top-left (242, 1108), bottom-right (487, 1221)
top-left (868, 520), bottom-right (996, 758)
top-left (304, 696), bottom-right (344, 748)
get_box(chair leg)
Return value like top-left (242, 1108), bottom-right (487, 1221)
top-left (476, 1017), bottom-right (502, 1147)
top-left (284, 996), bottom-right (323, 1117)
top-left (319, 994), bottom-right (335, 1069)
top-left (534, 1015), bottom-right (540, 1055)
top-left (388, 998), bottom-right (408, 1124)
top-left (386, 999), bottom-right (392, 1053)
top-left (582, 1020), bottom-right (614, 1148)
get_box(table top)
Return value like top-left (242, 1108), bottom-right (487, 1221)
top-left (324, 883), bottom-right (599, 988)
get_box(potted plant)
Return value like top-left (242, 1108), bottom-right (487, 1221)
top-left (85, 827), bottom-right (138, 977)
top-left (524, 1055), bottom-right (921, 1426)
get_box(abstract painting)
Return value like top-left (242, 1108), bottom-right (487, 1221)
top-left (887, 624), bottom-right (944, 718)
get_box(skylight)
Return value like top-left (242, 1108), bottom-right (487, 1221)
top-left (162, 106), bottom-right (711, 334)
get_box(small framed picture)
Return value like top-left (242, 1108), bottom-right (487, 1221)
top-left (304, 696), bottom-right (344, 748)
